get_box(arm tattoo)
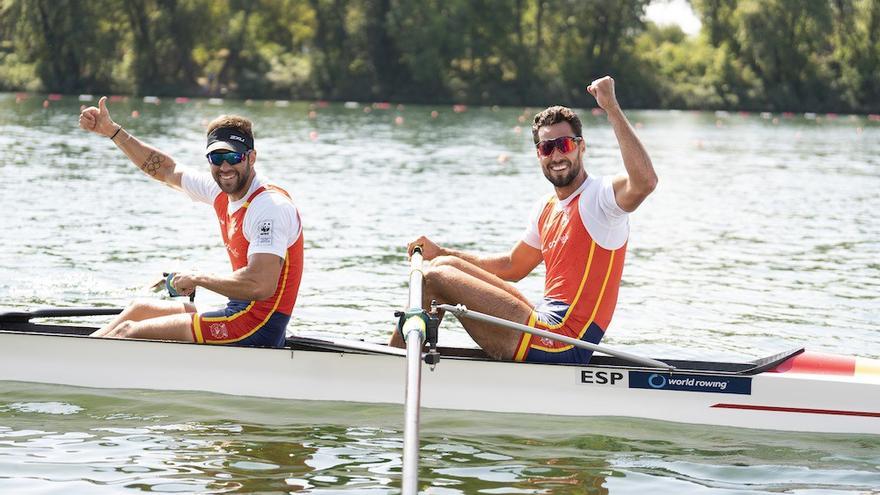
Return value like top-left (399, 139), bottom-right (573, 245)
top-left (141, 152), bottom-right (165, 176)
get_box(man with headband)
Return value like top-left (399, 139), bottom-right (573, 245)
top-left (79, 97), bottom-right (303, 347)
top-left (391, 76), bottom-right (657, 364)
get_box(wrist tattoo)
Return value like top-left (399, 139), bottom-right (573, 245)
top-left (141, 152), bottom-right (165, 176)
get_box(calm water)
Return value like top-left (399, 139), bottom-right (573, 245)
top-left (1, 94), bottom-right (878, 493)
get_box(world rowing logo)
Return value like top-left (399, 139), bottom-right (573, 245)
top-left (209, 322), bottom-right (229, 339)
top-left (630, 372), bottom-right (751, 395)
top-left (648, 373), bottom-right (667, 388)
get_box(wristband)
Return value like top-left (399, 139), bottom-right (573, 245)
top-left (109, 126), bottom-right (122, 140)
top-left (165, 272), bottom-right (184, 298)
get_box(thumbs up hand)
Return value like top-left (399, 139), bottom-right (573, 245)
top-left (78, 96), bottom-right (118, 137)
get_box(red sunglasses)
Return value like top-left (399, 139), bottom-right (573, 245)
top-left (536, 136), bottom-right (582, 157)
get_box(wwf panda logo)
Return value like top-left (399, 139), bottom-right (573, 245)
top-left (257, 220), bottom-right (273, 246)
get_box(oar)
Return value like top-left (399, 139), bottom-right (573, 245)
top-left (0, 307), bottom-right (124, 323)
top-left (400, 247), bottom-right (425, 495)
top-left (434, 303), bottom-right (675, 371)
top-left (0, 272), bottom-right (193, 325)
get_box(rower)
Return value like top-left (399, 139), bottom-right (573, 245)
top-left (389, 76), bottom-right (658, 365)
top-left (78, 97), bottom-right (303, 346)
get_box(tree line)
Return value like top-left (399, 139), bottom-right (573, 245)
top-left (1, 0), bottom-right (878, 112)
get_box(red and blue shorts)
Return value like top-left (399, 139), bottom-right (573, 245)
top-left (514, 298), bottom-right (605, 364)
top-left (191, 299), bottom-right (290, 348)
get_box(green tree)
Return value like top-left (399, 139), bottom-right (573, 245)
top-left (364, 0), bottom-right (412, 99)
top-left (733, 0), bottom-right (834, 110)
top-left (124, 0), bottom-right (203, 95)
top-left (828, 0), bottom-right (880, 111)
top-left (1, 0), bottom-right (121, 93)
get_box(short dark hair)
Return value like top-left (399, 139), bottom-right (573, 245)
top-left (207, 115), bottom-right (254, 142)
top-left (532, 106), bottom-right (582, 144)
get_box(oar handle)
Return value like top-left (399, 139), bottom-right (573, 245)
top-left (163, 272), bottom-right (196, 302)
top-left (437, 303), bottom-right (675, 371)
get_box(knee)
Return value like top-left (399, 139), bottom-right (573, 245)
top-left (423, 263), bottom-right (458, 291)
top-left (430, 255), bottom-right (464, 270)
top-left (107, 320), bottom-right (136, 338)
top-left (126, 298), bottom-right (155, 311)
top-left (426, 256), bottom-right (466, 285)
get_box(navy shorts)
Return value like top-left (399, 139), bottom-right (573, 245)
top-left (514, 298), bottom-right (606, 364)
top-left (192, 299), bottom-right (290, 348)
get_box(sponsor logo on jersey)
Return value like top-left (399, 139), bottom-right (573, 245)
top-left (257, 220), bottom-right (273, 246)
top-left (547, 232), bottom-right (569, 250)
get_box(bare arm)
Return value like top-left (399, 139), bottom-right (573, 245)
top-left (408, 237), bottom-right (542, 282)
top-left (79, 96), bottom-right (183, 189)
top-left (587, 76), bottom-right (658, 212)
top-left (171, 253), bottom-right (283, 301)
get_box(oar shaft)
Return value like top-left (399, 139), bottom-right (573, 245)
top-left (437, 304), bottom-right (674, 371)
top-left (401, 249), bottom-right (424, 495)
top-left (0, 307), bottom-right (124, 323)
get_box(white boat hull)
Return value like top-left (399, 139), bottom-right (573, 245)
top-left (2, 330), bottom-right (878, 435)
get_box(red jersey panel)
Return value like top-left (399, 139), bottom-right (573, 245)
top-left (212, 185), bottom-right (303, 317)
top-left (514, 193), bottom-right (626, 360)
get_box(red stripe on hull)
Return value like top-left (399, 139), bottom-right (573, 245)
top-left (711, 403), bottom-right (880, 418)
top-left (771, 352), bottom-right (856, 375)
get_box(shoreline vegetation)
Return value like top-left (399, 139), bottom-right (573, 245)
top-left (8, 93), bottom-right (880, 125)
top-left (1, 0), bottom-right (878, 114)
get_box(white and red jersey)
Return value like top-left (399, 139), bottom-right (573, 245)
top-left (515, 175), bottom-right (628, 359)
top-left (181, 172), bottom-right (303, 317)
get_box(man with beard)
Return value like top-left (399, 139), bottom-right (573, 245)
top-left (78, 97), bottom-right (303, 347)
top-left (390, 76), bottom-right (657, 363)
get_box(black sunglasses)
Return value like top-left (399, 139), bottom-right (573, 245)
top-left (206, 151), bottom-right (247, 166)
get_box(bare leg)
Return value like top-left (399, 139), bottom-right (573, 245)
top-left (429, 256), bottom-right (532, 306)
top-left (99, 312), bottom-right (196, 342)
top-left (92, 299), bottom-right (195, 337)
top-left (390, 257), bottom-right (533, 360)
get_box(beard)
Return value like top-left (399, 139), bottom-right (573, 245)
top-left (542, 158), bottom-right (581, 188)
top-left (212, 162), bottom-right (252, 195)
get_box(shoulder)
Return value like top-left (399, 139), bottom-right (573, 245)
top-left (578, 174), bottom-right (607, 197)
top-left (578, 176), bottom-right (624, 213)
top-left (246, 187), bottom-right (301, 228)
top-left (577, 175), bottom-right (628, 249)
top-left (180, 169), bottom-right (221, 204)
top-left (256, 186), bottom-right (297, 208)
top-left (530, 192), bottom-right (556, 215)
top-left (526, 192), bottom-right (557, 226)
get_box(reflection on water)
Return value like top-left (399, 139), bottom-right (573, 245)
top-left (1, 383), bottom-right (879, 494)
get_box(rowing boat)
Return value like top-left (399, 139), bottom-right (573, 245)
top-left (1, 308), bottom-right (878, 436)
